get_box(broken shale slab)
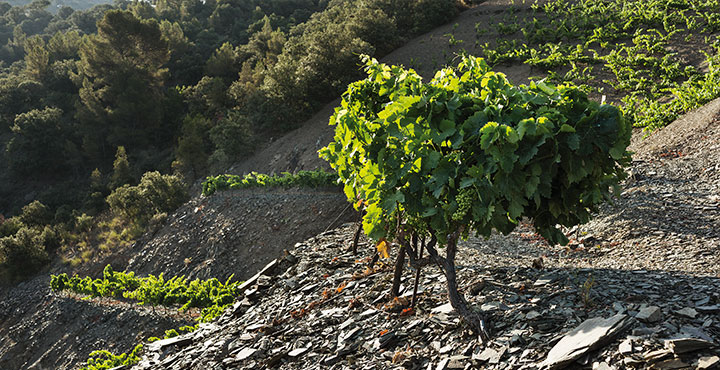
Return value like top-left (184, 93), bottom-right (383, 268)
top-left (541, 314), bottom-right (634, 369)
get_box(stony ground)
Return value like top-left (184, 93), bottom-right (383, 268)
top-left (0, 275), bottom-right (193, 370)
top-left (0, 187), bottom-right (355, 370)
top-left (130, 100), bottom-right (720, 369)
top-left (3, 1), bottom-right (720, 369)
top-left (122, 187), bottom-right (356, 282)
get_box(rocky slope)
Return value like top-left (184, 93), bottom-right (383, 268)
top-left (2, 0), bottom-right (720, 369)
top-left (0, 274), bottom-right (193, 370)
top-left (130, 99), bottom-right (720, 370)
top-left (123, 187), bottom-right (355, 282)
top-left (0, 186), bottom-right (356, 370)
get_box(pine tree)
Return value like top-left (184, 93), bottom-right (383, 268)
top-left (110, 146), bottom-right (133, 189)
top-left (77, 10), bottom-right (170, 154)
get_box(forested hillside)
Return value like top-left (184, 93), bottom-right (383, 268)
top-left (0, 0), bottom-right (460, 283)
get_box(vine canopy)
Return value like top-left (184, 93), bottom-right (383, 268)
top-left (319, 56), bottom-right (631, 245)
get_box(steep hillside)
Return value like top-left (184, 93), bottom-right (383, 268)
top-left (3, 0), bottom-right (720, 368)
top-left (123, 188), bottom-right (356, 281)
top-left (227, 1), bottom-right (538, 176)
top-left (132, 99), bottom-right (720, 370)
top-left (0, 275), bottom-right (193, 369)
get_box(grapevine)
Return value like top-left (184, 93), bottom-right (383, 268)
top-left (320, 55), bottom-right (631, 337)
top-left (50, 265), bottom-right (242, 323)
top-left (79, 344), bottom-right (143, 370)
top-left (202, 170), bottom-right (339, 196)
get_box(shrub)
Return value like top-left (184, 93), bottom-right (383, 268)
top-left (0, 227), bottom-right (50, 282)
top-left (320, 56), bottom-right (631, 336)
top-left (106, 171), bottom-right (188, 227)
top-left (19, 200), bottom-right (52, 227)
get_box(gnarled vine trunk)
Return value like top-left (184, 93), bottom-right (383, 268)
top-left (396, 228), bottom-right (489, 340)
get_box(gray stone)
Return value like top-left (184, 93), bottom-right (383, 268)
top-left (147, 336), bottom-right (193, 352)
top-left (592, 362), bottom-right (613, 370)
top-left (447, 355), bottom-right (469, 369)
top-left (613, 302), bottom-right (625, 313)
top-left (678, 325), bottom-right (715, 342)
top-left (534, 276), bottom-right (555, 287)
top-left (643, 349), bottom-right (672, 363)
top-left (256, 275), bottom-right (273, 288)
top-left (473, 347), bottom-right (497, 362)
top-left (235, 347), bottom-right (257, 361)
top-left (652, 358), bottom-right (689, 370)
top-left (323, 354), bottom-right (341, 366)
top-left (618, 338), bottom-right (633, 355)
top-left (675, 307), bottom-right (698, 318)
top-left (480, 301), bottom-right (508, 312)
top-left (665, 338), bottom-right (715, 354)
top-left (288, 347), bottom-right (309, 358)
top-left (696, 305), bottom-right (720, 313)
top-left (489, 346), bottom-right (507, 364)
top-left (265, 349), bottom-right (289, 367)
top-left (698, 356), bottom-right (720, 370)
top-left (541, 314), bottom-right (633, 369)
top-left (526, 310), bottom-right (542, 320)
top-left (636, 306), bottom-right (662, 323)
top-left (439, 344), bottom-right (454, 354)
top-left (236, 259), bottom-right (279, 295)
top-left (432, 303), bottom-right (453, 314)
top-left (632, 327), bottom-right (658, 336)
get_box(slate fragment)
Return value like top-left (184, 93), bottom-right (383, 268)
top-left (541, 314), bottom-right (633, 369)
top-left (698, 356), bottom-right (720, 370)
top-left (665, 338), bottom-right (715, 354)
top-left (636, 306), bottom-right (663, 323)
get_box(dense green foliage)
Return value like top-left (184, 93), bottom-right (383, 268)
top-left (0, 0), bottom-right (459, 212)
top-left (473, 0), bottom-right (720, 132)
top-left (106, 171), bottom-right (188, 227)
top-left (51, 264), bottom-right (242, 322)
top-left (79, 344), bottom-right (143, 370)
top-left (0, 0), bottom-right (458, 281)
top-left (0, 200), bottom-right (60, 282)
top-left (627, 51), bottom-right (720, 131)
top-left (202, 170), bottom-right (339, 196)
top-left (320, 56), bottom-right (631, 245)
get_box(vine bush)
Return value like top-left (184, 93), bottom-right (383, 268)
top-left (320, 56), bottom-right (631, 335)
top-left (202, 170), bottom-right (339, 196)
top-left (50, 265), bottom-right (241, 323)
top-left (79, 344), bottom-right (143, 370)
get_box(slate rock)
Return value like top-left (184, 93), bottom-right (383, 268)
top-left (541, 314), bottom-right (633, 369)
top-left (696, 305), bottom-right (720, 313)
top-left (665, 338), bottom-right (715, 354)
top-left (651, 358), bottom-right (689, 370)
top-left (698, 356), bottom-right (720, 370)
top-left (323, 354), bottom-right (341, 366)
top-left (147, 336), bottom-right (193, 352)
top-left (526, 310), bottom-right (542, 320)
top-left (636, 306), bottom-right (662, 323)
top-left (235, 347), bottom-right (257, 361)
top-left (592, 362), bottom-right (613, 370)
top-left (618, 338), bottom-right (633, 355)
top-left (473, 347), bottom-right (497, 362)
top-left (287, 347), bottom-right (309, 358)
top-left (675, 307), bottom-right (698, 319)
top-left (644, 349), bottom-right (672, 363)
top-left (447, 355), bottom-right (469, 369)
top-left (436, 357), bottom-right (450, 370)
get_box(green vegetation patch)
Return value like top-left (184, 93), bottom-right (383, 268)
top-left (474, 0), bottom-right (720, 132)
top-left (202, 170), bottom-right (339, 196)
top-left (79, 344), bottom-right (143, 370)
top-left (320, 55), bottom-right (631, 245)
top-left (50, 265), bottom-right (242, 323)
